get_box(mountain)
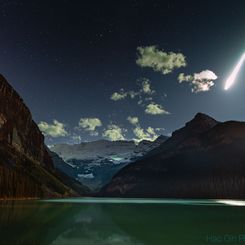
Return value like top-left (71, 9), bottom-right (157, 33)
top-left (0, 74), bottom-right (88, 198)
top-left (50, 136), bottom-right (167, 191)
top-left (101, 113), bottom-right (245, 199)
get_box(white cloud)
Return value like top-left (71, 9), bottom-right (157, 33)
top-left (136, 46), bottom-right (186, 74)
top-left (133, 126), bottom-right (158, 142)
top-left (146, 126), bottom-right (156, 135)
top-left (194, 70), bottom-right (217, 81)
top-left (145, 103), bottom-right (170, 115)
top-left (127, 116), bottom-right (139, 125)
top-left (110, 91), bottom-right (128, 101)
top-left (110, 78), bottom-right (155, 102)
top-left (127, 117), bottom-right (164, 142)
top-left (102, 124), bottom-right (126, 141)
top-left (78, 118), bottom-right (102, 132)
top-left (38, 120), bottom-right (68, 137)
top-left (141, 78), bottom-right (155, 95)
top-left (178, 73), bottom-right (192, 83)
top-left (178, 70), bottom-right (218, 93)
top-left (110, 89), bottom-right (139, 101)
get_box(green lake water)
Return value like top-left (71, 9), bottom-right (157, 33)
top-left (0, 198), bottom-right (245, 245)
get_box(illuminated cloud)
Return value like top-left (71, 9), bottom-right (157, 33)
top-left (78, 118), bottom-right (102, 132)
top-left (141, 78), bottom-right (155, 95)
top-left (145, 103), bottom-right (170, 115)
top-left (133, 126), bottom-right (158, 142)
top-left (110, 89), bottom-right (139, 101)
top-left (178, 73), bottom-right (192, 83)
top-left (111, 91), bottom-right (128, 101)
top-left (136, 45), bottom-right (186, 74)
top-left (127, 116), bottom-right (139, 125)
top-left (110, 78), bottom-right (155, 102)
top-left (38, 120), bottom-right (68, 137)
top-left (102, 124), bottom-right (126, 141)
top-left (129, 117), bottom-right (162, 142)
top-left (146, 126), bottom-right (156, 135)
top-left (178, 70), bottom-right (218, 93)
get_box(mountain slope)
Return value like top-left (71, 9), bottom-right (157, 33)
top-left (50, 136), bottom-right (167, 191)
top-left (102, 113), bottom-right (245, 199)
top-left (0, 74), bottom-right (87, 198)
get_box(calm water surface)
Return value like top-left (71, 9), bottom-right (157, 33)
top-left (0, 198), bottom-right (245, 245)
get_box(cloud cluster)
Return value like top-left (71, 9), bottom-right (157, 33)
top-left (110, 78), bottom-right (167, 117)
top-left (110, 78), bottom-right (155, 102)
top-left (78, 118), bottom-right (102, 132)
top-left (127, 115), bottom-right (164, 142)
top-left (178, 70), bottom-right (218, 93)
top-left (38, 120), bottom-right (68, 137)
top-left (145, 103), bottom-right (170, 115)
top-left (133, 126), bottom-right (159, 142)
top-left (110, 77), bottom-right (170, 117)
top-left (102, 124), bottom-right (126, 141)
top-left (136, 46), bottom-right (186, 74)
top-left (39, 44), bottom-right (220, 145)
top-left (110, 89), bottom-right (139, 101)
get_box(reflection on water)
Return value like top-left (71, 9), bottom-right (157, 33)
top-left (215, 199), bottom-right (245, 206)
top-left (0, 199), bottom-right (245, 245)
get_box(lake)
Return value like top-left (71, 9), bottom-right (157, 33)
top-left (0, 198), bottom-right (245, 245)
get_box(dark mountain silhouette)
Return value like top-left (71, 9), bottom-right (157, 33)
top-left (102, 113), bottom-right (245, 199)
top-left (0, 74), bottom-right (88, 198)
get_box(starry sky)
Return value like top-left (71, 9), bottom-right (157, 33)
top-left (1, 0), bottom-right (245, 144)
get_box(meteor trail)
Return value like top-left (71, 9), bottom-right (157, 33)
top-left (224, 53), bottom-right (245, 90)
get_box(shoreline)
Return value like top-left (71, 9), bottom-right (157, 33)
top-left (0, 197), bottom-right (40, 201)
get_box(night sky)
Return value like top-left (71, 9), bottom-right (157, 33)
top-left (1, 0), bottom-right (245, 144)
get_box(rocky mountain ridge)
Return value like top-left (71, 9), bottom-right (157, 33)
top-left (0, 74), bottom-right (87, 198)
top-left (102, 113), bottom-right (245, 199)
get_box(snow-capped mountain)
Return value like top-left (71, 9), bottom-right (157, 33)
top-left (50, 136), bottom-right (167, 191)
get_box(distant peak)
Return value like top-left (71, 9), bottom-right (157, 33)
top-left (172, 113), bottom-right (218, 139)
top-left (194, 112), bottom-right (215, 120)
top-left (186, 112), bottom-right (218, 129)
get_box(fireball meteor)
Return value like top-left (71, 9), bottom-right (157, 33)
top-left (224, 53), bottom-right (245, 90)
